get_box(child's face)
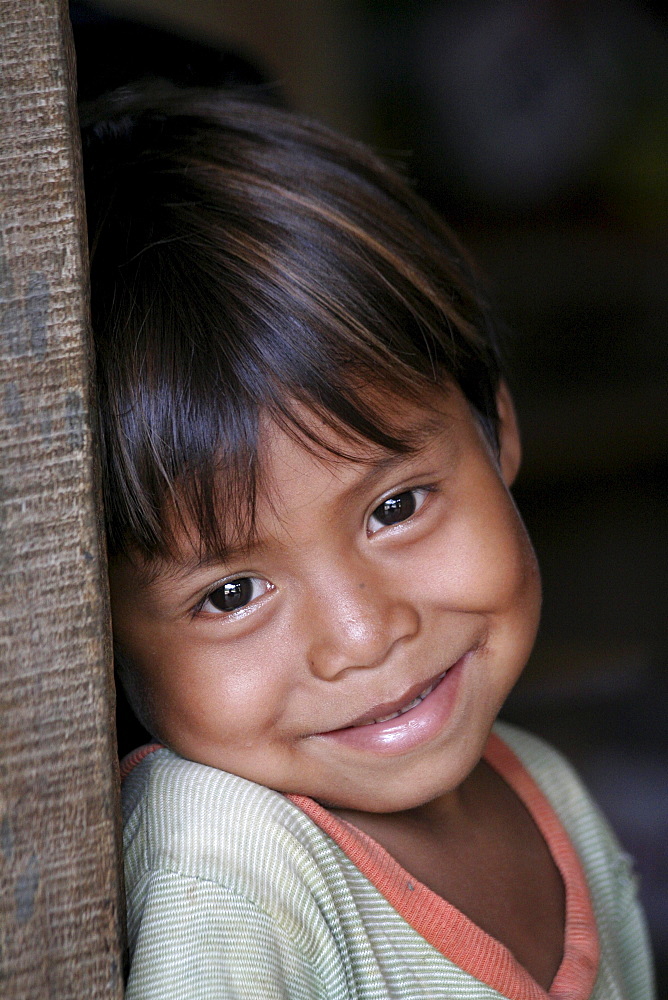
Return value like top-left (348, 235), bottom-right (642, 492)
top-left (110, 383), bottom-right (541, 813)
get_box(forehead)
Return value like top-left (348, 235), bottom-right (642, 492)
top-left (256, 411), bottom-right (436, 518)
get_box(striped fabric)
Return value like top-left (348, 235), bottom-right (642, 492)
top-left (122, 723), bottom-right (655, 999)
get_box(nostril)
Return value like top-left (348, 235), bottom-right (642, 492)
top-left (304, 588), bottom-right (420, 681)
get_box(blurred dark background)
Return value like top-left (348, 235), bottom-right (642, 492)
top-left (71, 0), bottom-right (668, 992)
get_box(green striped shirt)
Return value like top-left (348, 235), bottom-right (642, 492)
top-left (122, 723), bottom-right (654, 999)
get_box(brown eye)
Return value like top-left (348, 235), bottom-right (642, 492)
top-left (207, 578), bottom-right (255, 613)
top-left (368, 488), bottom-right (429, 534)
top-left (374, 491), bottom-right (416, 525)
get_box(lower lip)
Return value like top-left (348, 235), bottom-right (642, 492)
top-left (317, 654), bottom-right (467, 756)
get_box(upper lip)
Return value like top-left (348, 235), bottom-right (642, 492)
top-left (322, 665), bottom-right (452, 733)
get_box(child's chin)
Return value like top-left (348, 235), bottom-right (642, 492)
top-left (318, 779), bottom-right (460, 815)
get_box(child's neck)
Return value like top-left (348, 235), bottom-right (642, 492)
top-left (331, 760), bottom-right (565, 992)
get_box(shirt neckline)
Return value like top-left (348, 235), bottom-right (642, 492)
top-left (120, 731), bottom-right (600, 1000)
top-left (287, 732), bottom-right (599, 1000)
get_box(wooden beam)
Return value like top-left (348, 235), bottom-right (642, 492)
top-left (0, 1), bottom-right (125, 997)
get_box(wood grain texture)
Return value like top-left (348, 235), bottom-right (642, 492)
top-left (0, 2), bottom-right (125, 997)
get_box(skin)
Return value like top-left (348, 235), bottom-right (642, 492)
top-left (111, 382), bottom-right (564, 987)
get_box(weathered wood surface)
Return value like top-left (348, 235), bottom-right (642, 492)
top-left (0, 1), bottom-right (125, 997)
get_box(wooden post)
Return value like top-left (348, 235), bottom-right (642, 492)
top-left (0, 2), bottom-right (125, 997)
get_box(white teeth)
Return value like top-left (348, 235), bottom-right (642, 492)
top-left (354, 672), bottom-right (447, 727)
top-left (371, 710), bottom-right (401, 725)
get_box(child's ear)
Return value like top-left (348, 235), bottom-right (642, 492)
top-left (496, 381), bottom-right (522, 486)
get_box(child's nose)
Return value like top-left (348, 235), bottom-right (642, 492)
top-left (302, 566), bottom-right (419, 680)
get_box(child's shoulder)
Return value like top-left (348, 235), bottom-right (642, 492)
top-left (491, 718), bottom-right (591, 795)
top-left (493, 720), bottom-right (638, 899)
top-left (493, 721), bottom-right (615, 840)
top-left (120, 748), bottom-right (368, 1000)
top-left (122, 745), bottom-right (333, 891)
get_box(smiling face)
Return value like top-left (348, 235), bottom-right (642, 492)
top-left (110, 383), bottom-right (541, 814)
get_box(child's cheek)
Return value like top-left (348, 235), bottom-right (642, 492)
top-left (430, 487), bottom-right (539, 617)
top-left (166, 634), bottom-right (294, 754)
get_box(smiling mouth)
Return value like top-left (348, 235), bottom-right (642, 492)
top-left (325, 668), bottom-right (450, 734)
top-left (312, 652), bottom-right (470, 753)
top-left (350, 673), bottom-right (447, 727)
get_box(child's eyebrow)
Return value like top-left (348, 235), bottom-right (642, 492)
top-left (150, 542), bottom-right (267, 585)
top-left (334, 445), bottom-right (432, 500)
top-left (336, 409), bottom-right (450, 491)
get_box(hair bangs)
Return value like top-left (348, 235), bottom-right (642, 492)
top-left (86, 91), bottom-right (501, 566)
top-left (102, 280), bottom-right (450, 567)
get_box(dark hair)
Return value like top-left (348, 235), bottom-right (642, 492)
top-left (81, 87), bottom-right (502, 565)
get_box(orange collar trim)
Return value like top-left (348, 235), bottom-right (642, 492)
top-left (120, 733), bottom-right (599, 999)
top-left (288, 733), bottom-right (599, 1000)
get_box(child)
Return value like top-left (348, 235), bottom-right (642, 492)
top-left (81, 86), bottom-right (654, 999)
